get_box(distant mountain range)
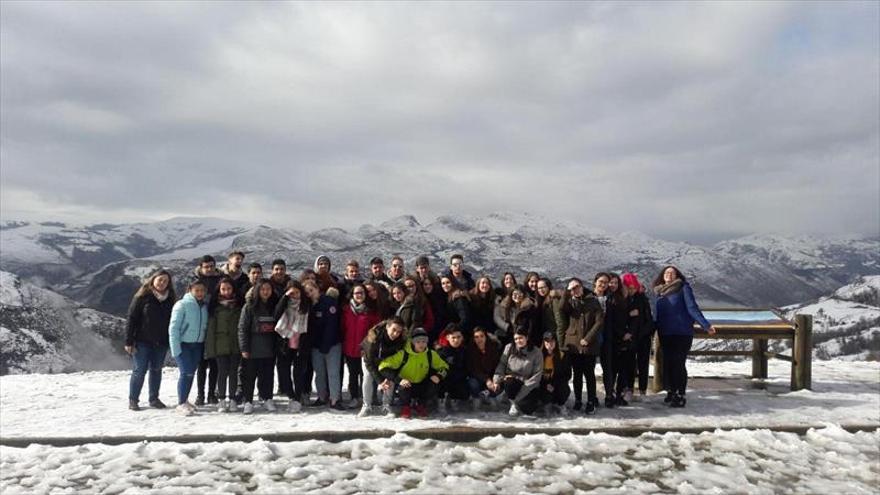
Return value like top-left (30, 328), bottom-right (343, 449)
top-left (0, 213), bottom-right (877, 372)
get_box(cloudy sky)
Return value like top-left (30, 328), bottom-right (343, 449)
top-left (1, 1), bottom-right (877, 241)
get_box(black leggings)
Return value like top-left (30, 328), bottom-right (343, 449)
top-left (630, 335), bottom-right (652, 393)
top-left (614, 348), bottom-right (635, 395)
top-left (196, 358), bottom-right (217, 399)
top-left (345, 356), bottom-right (363, 400)
top-left (569, 353), bottom-right (597, 404)
top-left (661, 334), bottom-right (693, 395)
top-left (242, 357), bottom-right (275, 403)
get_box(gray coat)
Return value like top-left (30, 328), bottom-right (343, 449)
top-left (493, 343), bottom-right (543, 402)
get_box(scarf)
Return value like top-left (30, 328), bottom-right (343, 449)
top-left (219, 298), bottom-right (237, 308)
top-left (654, 279), bottom-right (684, 297)
top-left (350, 300), bottom-right (367, 315)
top-left (152, 290), bottom-right (169, 302)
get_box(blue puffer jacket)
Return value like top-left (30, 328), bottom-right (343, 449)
top-left (654, 283), bottom-right (711, 337)
top-left (310, 294), bottom-right (341, 354)
top-left (168, 293), bottom-right (209, 357)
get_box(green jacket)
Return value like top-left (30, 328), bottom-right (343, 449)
top-left (379, 340), bottom-right (449, 384)
top-left (205, 304), bottom-right (242, 358)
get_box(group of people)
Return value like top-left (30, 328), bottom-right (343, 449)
top-left (125, 250), bottom-right (716, 418)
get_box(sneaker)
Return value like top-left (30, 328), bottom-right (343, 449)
top-left (639, 389), bottom-right (647, 397)
top-left (573, 401), bottom-right (582, 411)
top-left (264, 399), bottom-right (277, 412)
top-left (624, 390), bottom-right (634, 403)
top-left (243, 402), bottom-right (254, 415)
top-left (584, 401), bottom-right (597, 415)
top-left (508, 403), bottom-right (520, 417)
top-left (345, 397), bottom-right (360, 409)
top-left (415, 404), bottom-right (428, 418)
top-left (288, 400), bottom-right (303, 413)
top-left (309, 399), bottom-right (327, 408)
top-left (357, 405), bottom-right (371, 418)
top-left (400, 405), bottom-right (412, 419)
top-left (149, 399), bottom-right (167, 409)
top-left (228, 399), bottom-right (238, 411)
top-left (176, 403), bottom-right (193, 416)
top-left (615, 395), bottom-right (628, 407)
top-left (128, 400), bottom-right (140, 411)
top-left (330, 401), bottom-right (347, 411)
top-left (183, 401), bottom-right (197, 412)
top-left (605, 397), bottom-right (616, 409)
top-left (664, 392), bottom-right (673, 404)
top-left (195, 395), bottom-right (205, 406)
top-left (381, 405), bottom-right (395, 418)
top-left (208, 394), bottom-right (219, 405)
top-left (217, 400), bottom-right (227, 413)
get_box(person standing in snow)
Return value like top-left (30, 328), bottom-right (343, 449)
top-left (192, 255), bottom-right (222, 406)
top-left (273, 280), bottom-right (312, 412)
top-left (557, 277), bottom-right (603, 414)
top-left (205, 277), bottom-right (243, 413)
top-left (304, 280), bottom-right (345, 410)
top-left (489, 326), bottom-right (544, 417)
top-left (653, 266), bottom-right (716, 408)
top-left (238, 279), bottom-right (280, 414)
top-left (341, 283), bottom-right (382, 409)
top-left (125, 269), bottom-right (176, 411)
top-left (606, 272), bottom-right (632, 406)
top-left (168, 280), bottom-right (209, 415)
top-left (621, 273), bottom-right (654, 401)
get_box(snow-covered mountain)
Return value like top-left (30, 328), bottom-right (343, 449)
top-left (0, 271), bottom-right (128, 374)
top-left (2, 212), bottom-right (877, 317)
top-left (782, 276), bottom-right (880, 360)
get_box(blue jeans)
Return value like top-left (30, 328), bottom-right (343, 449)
top-left (312, 343), bottom-right (342, 403)
top-left (128, 342), bottom-right (167, 403)
top-left (175, 343), bottom-right (204, 405)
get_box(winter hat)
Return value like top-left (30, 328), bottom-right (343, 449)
top-left (542, 331), bottom-right (556, 341)
top-left (314, 255), bottom-right (331, 270)
top-left (621, 273), bottom-right (641, 290)
top-left (411, 327), bottom-right (429, 343)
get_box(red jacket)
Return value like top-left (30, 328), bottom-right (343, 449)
top-left (342, 303), bottom-right (382, 358)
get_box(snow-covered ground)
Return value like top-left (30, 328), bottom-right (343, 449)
top-left (2, 427), bottom-right (877, 494)
top-left (0, 360), bottom-right (877, 493)
top-left (0, 360), bottom-right (877, 440)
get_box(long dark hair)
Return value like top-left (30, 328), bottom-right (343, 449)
top-left (248, 278), bottom-right (279, 310)
top-left (208, 276), bottom-right (243, 313)
top-left (134, 269), bottom-right (176, 301)
top-left (652, 265), bottom-right (688, 289)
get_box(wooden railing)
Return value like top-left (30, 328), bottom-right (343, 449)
top-left (650, 312), bottom-right (813, 392)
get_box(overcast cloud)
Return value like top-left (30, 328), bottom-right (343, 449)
top-left (1, 1), bottom-right (877, 240)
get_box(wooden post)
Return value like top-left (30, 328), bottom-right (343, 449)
top-left (651, 333), bottom-right (664, 393)
top-left (751, 339), bottom-right (768, 379)
top-left (791, 314), bottom-right (813, 390)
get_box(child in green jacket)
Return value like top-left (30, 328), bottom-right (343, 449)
top-left (379, 327), bottom-right (448, 418)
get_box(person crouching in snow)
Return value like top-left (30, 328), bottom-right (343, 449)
top-left (379, 327), bottom-right (449, 419)
top-left (540, 331), bottom-right (571, 415)
top-left (489, 325), bottom-right (543, 417)
top-left (436, 324), bottom-right (470, 414)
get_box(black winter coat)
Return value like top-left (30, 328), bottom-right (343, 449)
top-left (126, 292), bottom-right (174, 347)
top-left (238, 301), bottom-right (278, 359)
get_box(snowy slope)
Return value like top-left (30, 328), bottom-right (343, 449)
top-left (0, 271), bottom-right (128, 374)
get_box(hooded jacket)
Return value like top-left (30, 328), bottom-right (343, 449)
top-left (205, 301), bottom-right (242, 358)
top-left (379, 340), bottom-right (449, 385)
top-left (361, 321), bottom-right (407, 383)
top-left (556, 295), bottom-right (604, 356)
top-left (168, 292), bottom-right (209, 358)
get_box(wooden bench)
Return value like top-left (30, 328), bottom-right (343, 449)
top-left (651, 310), bottom-right (813, 392)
